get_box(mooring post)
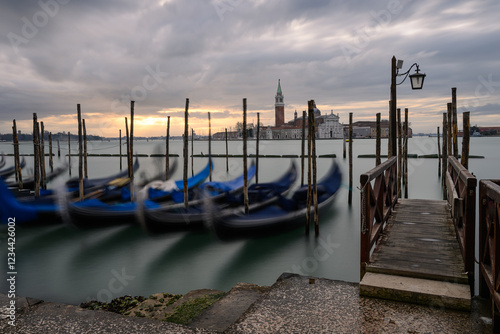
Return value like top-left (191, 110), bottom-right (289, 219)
top-left (302, 110), bottom-right (306, 186)
top-left (68, 132), bottom-right (71, 176)
top-left (447, 103), bottom-right (452, 157)
top-left (77, 104), bottom-right (84, 201)
top-left (12, 120), bottom-right (23, 188)
top-left (40, 121), bottom-right (46, 189)
top-left (437, 127), bottom-right (441, 176)
top-left (183, 98), bottom-right (189, 209)
top-left (442, 113), bottom-right (448, 199)
top-left (242, 99), bottom-right (250, 213)
top-left (166, 116), bottom-right (170, 180)
top-left (225, 128), bottom-right (228, 172)
top-left (129, 101), bottom-right (135, 202)
top-left (404, 108), bottom-right (408, 199)
top-left (208, 112), bottom-right (212, 182)
top-left (33, 113), bottom-right (40, 197)
top-left (191, 128), bottom-right (194, 177)
top-left (125, 117), bottom-right (130, 177)
top-left (83, 118), bottom-right (88, 178)
top-left (119, 129), bottom-right (122, 171)
top-left (57, 138), bottom-right (60, 158)
top-left (256, 112), bottom-right (260, 184)
top-left (311, 102), bottom-right (319, 236)
top-left (397, 108), bottom-right (402, 198)
top-left (461, 111), bottom-right (470, 169)
top-left (452, 87), bottom-right (458, 159)
top-left (343, 126), bottom-right (346, 159)
top-left (243, 98), bottom-right (249, 214)
top-left (388, 100), bottom-right (393, 158)
top-left (348, 112), bottom-right (353, 205)
top-left (12, 120), bottom-right (19, 182)
top-left (376, 113), bottom-right (381, 166)
top-left (306, 101), bottom-right (313, 235)
top-left (49, 132), bottom-right (53, 172)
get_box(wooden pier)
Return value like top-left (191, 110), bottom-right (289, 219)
top-left (359, 156), bottom-right (476, 311)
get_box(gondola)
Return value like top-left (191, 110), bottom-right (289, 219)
top-left (7, 163), bottom-right (68, 190)
top-left (143, 161), bottom-right (297, 232)
top-left (212, 159), bottom-right (341, 238)
top-left (0, 159), bottom-right (141, 225)
top-left (0, 157), bottom-right (26, 179)
top-left (66, 160), bottom-right (212, 228)
top-left (0, 179), bottom-right (61, 225)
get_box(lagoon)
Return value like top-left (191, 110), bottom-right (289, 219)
top-left (0, 136), bottom-right (498, 305)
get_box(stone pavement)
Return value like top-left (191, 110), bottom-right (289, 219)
top-left (1, 273), bottom-right (493, 333)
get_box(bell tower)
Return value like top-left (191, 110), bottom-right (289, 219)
top-left (275, 79), bottom-right (284, 127)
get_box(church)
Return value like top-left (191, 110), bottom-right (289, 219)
top-left (262, 80), bottom-right (344, 139)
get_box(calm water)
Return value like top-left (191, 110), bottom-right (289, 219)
top-left (0, 137), bottom-right (498, 305)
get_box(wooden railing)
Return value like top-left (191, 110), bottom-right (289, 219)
top-left (479, 179), bottom-right (500, 329)
top-left (446, 156), bottom-right (476, 288)
top-left (360, 156), bottom-right (398, 279)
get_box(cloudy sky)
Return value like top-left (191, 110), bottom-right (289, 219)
top-left (1, 0), bottom-right (499, 137)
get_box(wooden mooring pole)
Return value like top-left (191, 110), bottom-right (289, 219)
top-left (306, 102), bottom-right (313, 235)
top-left (243, 98), bottom-right (249, 214)
top-left (256, 112), bottom-right (260, 183)
top-left (447, 103), bottom-right (452, 157)
top-left (125, 117), bottom-right (130, 177)
top-left (376, 113), bottom-right (381, 166)
top-left (40, 121), bottom-right (46, 189)
top-left (68, 132), bottom-right (71, 176)
top-left (129, 101), bottom-right (135, 202)
top-left (452, 87), bottom-right (458, 158)
top-left (83, 118), bottom-right (88, 178)
top-left (166, 116), bottom-right (170, 180)
top-left (461, 111), bottom-right (470, 169)
top-left (33, 113), bottom-right (40, 197)
top-left (442, 113), bottom-right (448, 199)
top-left (343, 126), bottom-right (346, 159)
top-left (348, 112), bottom-right (353, 205)
top-left (208, 112), bottom-right (212, 182)
top-left (437, 127), bottom-right (441, 176)
top-left (225, 128), bottom-right (228, 172)
top-left (403, 108), bottom-right (408, 198)
top-left (49, 132), bottom-right (53, 172)
top-left (119, 129), bottom-right (122, 170)
top-left (191, 128), bottom-right (194, 177)
top-left (302, 110), bottom-right (306, 185)
top-left (12, 120), bottom-right (23, 188)
top-left (397, 108), bottom-right (402, 198)
top-left (311, 102), bottom-right (319, 236)
top-left (183, 98), bottom-right (189, 209)
top-left (77, 104), bottom-right (84, 201)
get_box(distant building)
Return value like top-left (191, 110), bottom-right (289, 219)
top-left (213, 80), bottom-right (343, 140)
top-left (346, 120), bottom-right (412, 138)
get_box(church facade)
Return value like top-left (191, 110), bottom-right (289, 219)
top-left (261, 80), bottom-right (344, 139)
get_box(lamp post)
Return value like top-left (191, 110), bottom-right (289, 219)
top-left (389, 56), bottom-right (426, 157)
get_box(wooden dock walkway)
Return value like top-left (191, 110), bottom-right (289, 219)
top-left (359, 157), bottom-right (476, 311)
top-left (366, 199), bottom-right (467, 284)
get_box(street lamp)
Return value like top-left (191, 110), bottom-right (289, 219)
top-left (389, 56), bottom-right (426, 157)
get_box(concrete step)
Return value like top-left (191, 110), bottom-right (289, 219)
top-left (359, 272), bottom-right (471, 311)
top-left (187, 283), bottom-right (270, 332)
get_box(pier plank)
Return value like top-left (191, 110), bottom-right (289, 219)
top-left (366, 199), bottom-right (468, 284)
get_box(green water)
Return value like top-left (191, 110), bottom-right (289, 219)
top-left (0, 137), bottom-right (498, 305)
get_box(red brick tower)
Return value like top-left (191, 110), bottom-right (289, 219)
top-left (275, 79), bottom-right (284, 127)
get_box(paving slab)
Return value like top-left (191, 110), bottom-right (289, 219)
top-left (226, 273), bottom-right (491, 334)
top-left (360, 272), bottom-right (471, 311)
top-left (188, 283), bottom-right (270, 332)
top-left (0, 295), bottom-right (216, 334)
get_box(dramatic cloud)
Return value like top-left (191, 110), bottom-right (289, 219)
top-left (1, 0), bottom-right (499, 136)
